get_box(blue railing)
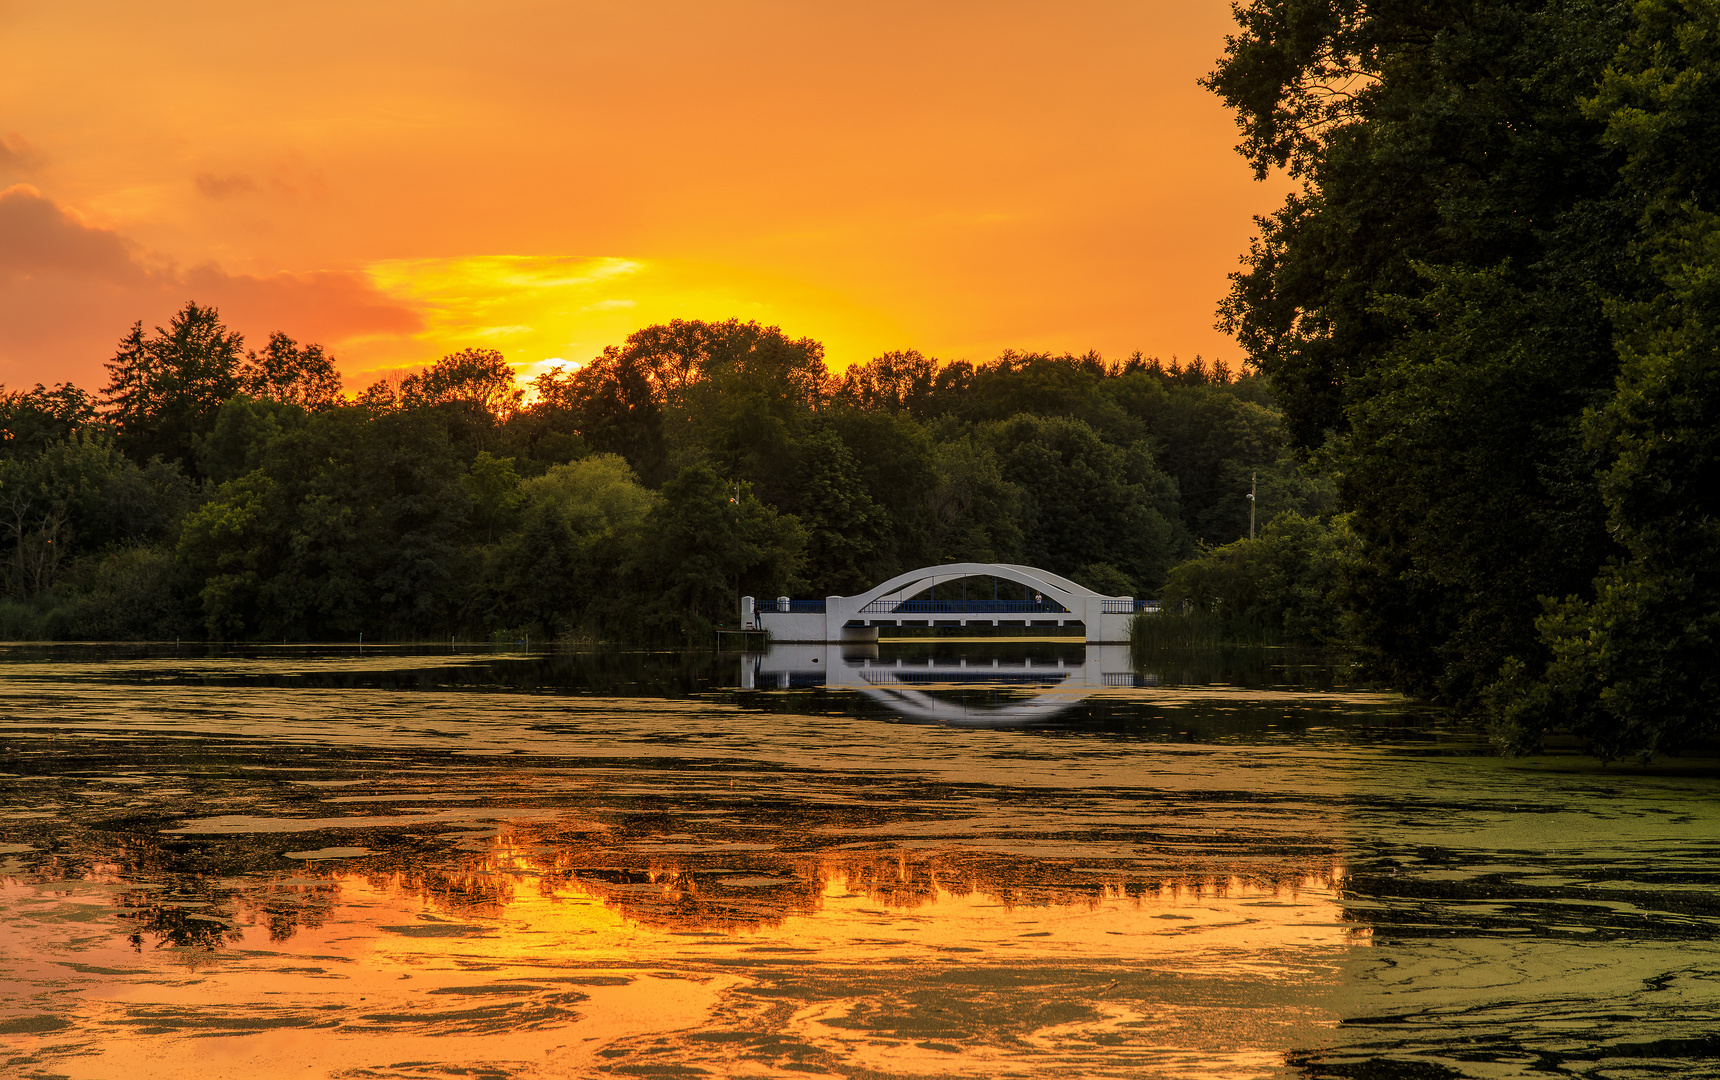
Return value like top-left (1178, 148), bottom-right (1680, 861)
top-left (858, 599), bottom-right (1070, 615)
top-left (769, 597), bottom-right (1157, 616)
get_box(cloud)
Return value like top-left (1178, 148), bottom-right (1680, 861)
top-left (0, 184), bottom-right (144, 283)
top-left (194, 172), bottom-right (261, 199)
top-left (0, 191), bottom-right (903, 393)
top-left (0, 185), bottom-right (423, 390)
top-left (0, 133), bottom-right (41, 177)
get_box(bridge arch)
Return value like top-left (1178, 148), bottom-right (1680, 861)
top-left (847, 561), bottom-right (1099, 617)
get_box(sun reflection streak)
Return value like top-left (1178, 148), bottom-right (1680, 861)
top-left (262, 826), bottom-right (1367, 971)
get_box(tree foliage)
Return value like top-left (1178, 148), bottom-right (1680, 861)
top-left (0, 433), bottom-right (189, 601)
top-left (239, 332), bottom-right (344, 410)
top-left (102, 302), bottom-right (245, 468)
top-left (1208, 0), bottom-right (1719, 755)
top-left (1, 383), bottom-right (96, 458)
top-left (400, 347), bottom-right (524, 418)
top-left (625, 464), bottom-right (805, 638)
top-left (1486, 0), bottom-right (1720, 756)
top-left (1161, 512), bottom-right (1351, 645)
top-left (10, 301), bottom-right (1340, 646)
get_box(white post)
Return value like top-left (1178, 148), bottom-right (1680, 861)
top-left (1083, 596), bottom-right (1105, 643)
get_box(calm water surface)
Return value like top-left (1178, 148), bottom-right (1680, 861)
top-left (0, 642), bottom-right (1715, 1079)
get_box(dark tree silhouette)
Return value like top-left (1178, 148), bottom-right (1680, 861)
top-left (102, 301), bottom-right (244, 468)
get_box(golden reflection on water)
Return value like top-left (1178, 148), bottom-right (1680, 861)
top-left (365, 831), bottom-right (1360, 966)
top-left (0, 829), bottom-right (1359, 1080)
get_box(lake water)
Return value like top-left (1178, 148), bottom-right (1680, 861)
top-left (0, 641), bottom-right (1715, 1079)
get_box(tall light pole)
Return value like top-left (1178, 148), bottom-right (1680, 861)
top-left (732, 482), bottom-right (742, 625)
top-left (1248, 472), bottom-right (1257, 541)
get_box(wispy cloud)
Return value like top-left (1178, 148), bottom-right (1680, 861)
top-left (0, 133), bottom-right (42, 178)
top-left (194, 172), bottom-right (261, 199)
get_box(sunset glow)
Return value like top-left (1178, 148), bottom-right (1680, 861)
top-left (0, 1), bottom-right (1292, 390)
top-left (355, 254), bottom-right (911, 386)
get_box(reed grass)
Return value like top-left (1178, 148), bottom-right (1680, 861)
top-left (1128, 610), bottom-right (1281, 653)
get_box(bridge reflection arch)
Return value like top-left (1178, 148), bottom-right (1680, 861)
top-left (742, 642), bottom-right (1146, 725)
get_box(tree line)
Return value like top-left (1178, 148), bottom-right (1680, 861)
top-left (0, 303), bottom-right (1329, 645)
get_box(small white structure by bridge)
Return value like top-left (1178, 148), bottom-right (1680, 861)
top-left (743, 562), bottom-right (1152, 644)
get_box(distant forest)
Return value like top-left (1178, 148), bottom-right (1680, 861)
top-left (0, 306), bottom-right (1333, 648)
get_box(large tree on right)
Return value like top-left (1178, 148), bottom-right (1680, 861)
top-left (1491, 0), bottom-right (1720, 757)
top-left (1206, 0), bottom-right (1718, 753)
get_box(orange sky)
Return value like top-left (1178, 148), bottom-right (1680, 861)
top-left (0, 0), bottom-right (1292, 392)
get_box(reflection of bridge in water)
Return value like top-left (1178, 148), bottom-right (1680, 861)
top-left (746, 561), bottom-right (1155, 644)
top-left (743, 642), bottom-right (1153, 724)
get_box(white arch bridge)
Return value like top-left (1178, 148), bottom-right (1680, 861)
top-left (743, 562), bottom-right (1154, 644)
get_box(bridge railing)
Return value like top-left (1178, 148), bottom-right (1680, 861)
top-left (1101, 599), bottom-right (1162, 614)
top-left (857, 599), bottom-right (1071, 615)
top-left (768, 597), bottom-right (1157, 616)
